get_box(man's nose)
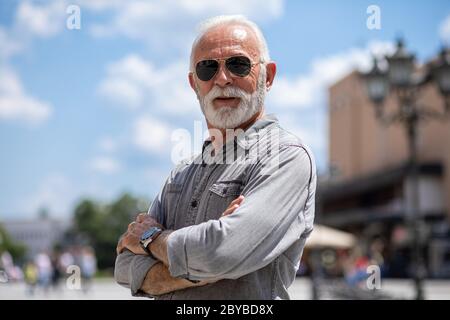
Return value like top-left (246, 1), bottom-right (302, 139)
top-left (213, 63), bottom-right (233, 87)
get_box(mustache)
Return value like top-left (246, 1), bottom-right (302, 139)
top-left (204, 85), bottom-right (251, 102)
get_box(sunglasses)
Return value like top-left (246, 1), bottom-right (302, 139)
top-left (195, 56), bottom-right (260, 81)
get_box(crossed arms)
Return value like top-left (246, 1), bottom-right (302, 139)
top-left (116, 196), bottom-right (244, 296)
top-left (114, 145), bottom-right (314, 297)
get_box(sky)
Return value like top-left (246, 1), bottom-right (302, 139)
top-left (1, 0), bottom-right (449, 220)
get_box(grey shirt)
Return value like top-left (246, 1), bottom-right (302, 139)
top-left (114, 114), bottom-right (316, 300)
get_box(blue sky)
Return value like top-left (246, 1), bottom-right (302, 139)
top-left (1, 0), bottom-right (449, 219)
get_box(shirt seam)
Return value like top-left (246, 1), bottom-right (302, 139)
top-left (278, 144), bottom-right (314, 231)
top-left (271, 257), bottom-right (279, 299)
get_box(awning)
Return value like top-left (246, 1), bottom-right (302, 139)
top-left (305, 224), bottom-right (357, 249)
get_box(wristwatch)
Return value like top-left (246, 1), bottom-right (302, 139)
top-left (140, 226), bottom-right (163, 258)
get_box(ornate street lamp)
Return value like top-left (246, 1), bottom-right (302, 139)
top-left (362, 39), bottom-right (450, 300)
top-left (386, 39), bottom-right (415, 87)
top-left (432, 48), bottom-right (450, 107)
top-left (364, 57), bottom-right (389, 118)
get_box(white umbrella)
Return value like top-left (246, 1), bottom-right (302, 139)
top-left (305, 224), bottom-right (356, 249)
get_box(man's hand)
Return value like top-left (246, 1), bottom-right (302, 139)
top-left (141, 262), bottom-right (208, 296)
top-left (117, 194), bottom-right (243, 256)
top-left (221, 195), bottom-right (244, 217)
top-left (116, 213), bottom-right (164, 255)
top-left (128, 195), bottom-right (245, 296)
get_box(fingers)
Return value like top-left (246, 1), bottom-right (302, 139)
top-left (127, 221), bottom-right (147, 238)
top-left (130, 223), bottom-right (147, 237)
top-left (128, 221), bottom-right (136, 232)
top-left (136, 214), bottom-right (161, 229)
top-left (222, 195), bottom-right (245, 217)
top-left (116, 236), bottom-right (127, 255)
top-left (222, 204), bottom-right (240, 216)
top-left (230, 195), bottom-right (244, 206)
top-left (119, 213), bottom-right (157, 255)
top-left (116, 240), bottom-right (122, 255)
top-left (136, 213), bottom-right (147, 223)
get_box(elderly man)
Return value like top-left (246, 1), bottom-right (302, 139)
top-left (114, 15), bottom-right (316, 300)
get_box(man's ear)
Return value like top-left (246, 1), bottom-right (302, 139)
top-left (188, 72), bottom-right (196, 91)
top-left (265, 62), bottom-right (277, 92)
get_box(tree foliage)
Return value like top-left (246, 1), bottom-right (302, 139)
top-left (70, 193), bottom-right (150, 271)
top-left (0, 224), bottom-right (27, 261)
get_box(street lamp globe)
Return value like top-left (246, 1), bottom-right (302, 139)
top-left (364, 57), bottom-right (389, 116)
top-left (433, 48), bottom-right (450, 97)
top-left (386, 39), bottom-right (415, 87)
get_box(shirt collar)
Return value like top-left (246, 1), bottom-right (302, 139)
top-left (235, 113), bottom-right (279, 150)
top-left (201, 113), bottom-right (279, 152)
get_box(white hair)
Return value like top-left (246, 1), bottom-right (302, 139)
top-left (189, 15), bottom-right (271, 72)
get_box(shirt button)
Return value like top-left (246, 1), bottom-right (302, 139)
top-left (191, 200), bottom-right (198, 208)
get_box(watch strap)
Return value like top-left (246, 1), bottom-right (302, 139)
top-left (140, 229), bottom-right (162, 259)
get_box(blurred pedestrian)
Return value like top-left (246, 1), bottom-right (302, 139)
top-left (23, 261), bottom-right (38, 296)
top-left (80, 246), bottom-right (97, 293)
top-left (50, 251), bottom-right (62, 291)
top-left (35, 251), bottom-right (53, 293)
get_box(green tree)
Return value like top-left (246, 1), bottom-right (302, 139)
top-left (71, 193), bottom-right (150, 272)
top-left (73, 199), bottom-right (103, 238)
top-left (0, 224), bottom-right (27, 262)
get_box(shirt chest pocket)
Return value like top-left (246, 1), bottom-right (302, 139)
top-left (205, 180), bottom-right (243, 220)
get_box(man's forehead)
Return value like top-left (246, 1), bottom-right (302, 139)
top-left (194, 24), bottom-right (259, 59)
top-left (231, 28), bottom-right (248, 40)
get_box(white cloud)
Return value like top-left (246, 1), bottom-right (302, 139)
top-left (440, 14), bottom-right (450, 44)
top-left (98, 54), bottom-right (199, 114)
top-left (86, 0), bottom-right (284, 50)
top-left (0, 1), bottom-right (71, 63)
top-left (268, 41), bottom-right (395, 109)
top-left (80, 0), bottom-right (283, 17)
top-left (77, 0), bottom-right (124, 11)
top-left (90, 156), bottom-right (121, 174)
top-left (98, 54), bottom-right (158, 109)
top-left (15, 1), bottom-right (67, 38)
top-left (0, 0), bottom-right (65, 126)
top-left (279, 111), bottom-right (325, 149)
top-left (133, 116), bottom-right (173, 154)
top-left (0, 67), bottom-right (52, 124)
top-left (144, 167), bottom-right (168, 181)
top-left (98, 136), bottom-right (119, 153)
top-left (23, 173), bottom-right (75, 218)
top-left (265, 41), bottom-right (395, 172)
top-left (0, 27), bottom-right (23, 60)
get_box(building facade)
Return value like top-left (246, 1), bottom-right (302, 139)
top-left (1, 217), bottom-right (71, 258)
top-left (323, 69), bottom-right (450, 278)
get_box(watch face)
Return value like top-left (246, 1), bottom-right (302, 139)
top-left (140, 227), bottom-right (160, 241)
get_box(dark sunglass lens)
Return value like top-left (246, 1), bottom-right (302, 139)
top-left (196, 60), bottom-right (218, 81)
top-left (226, 56), bottom-right (252, 77)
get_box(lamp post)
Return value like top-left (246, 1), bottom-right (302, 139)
top-left (362, 39), bottom-right (450, 300)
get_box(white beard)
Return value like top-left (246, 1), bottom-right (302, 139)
top-left (198, 65), bottom-right (266, 129)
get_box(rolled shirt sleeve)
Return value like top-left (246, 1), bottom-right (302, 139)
top-left (113, 184), bottom-right (166, 296)
top-left (167, 144), bottom-right (315, 281)
top-left (114, 249), bottom-right (160, 297)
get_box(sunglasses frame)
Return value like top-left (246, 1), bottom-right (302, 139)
top-left (194, 55), bottom-right (263, 81)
